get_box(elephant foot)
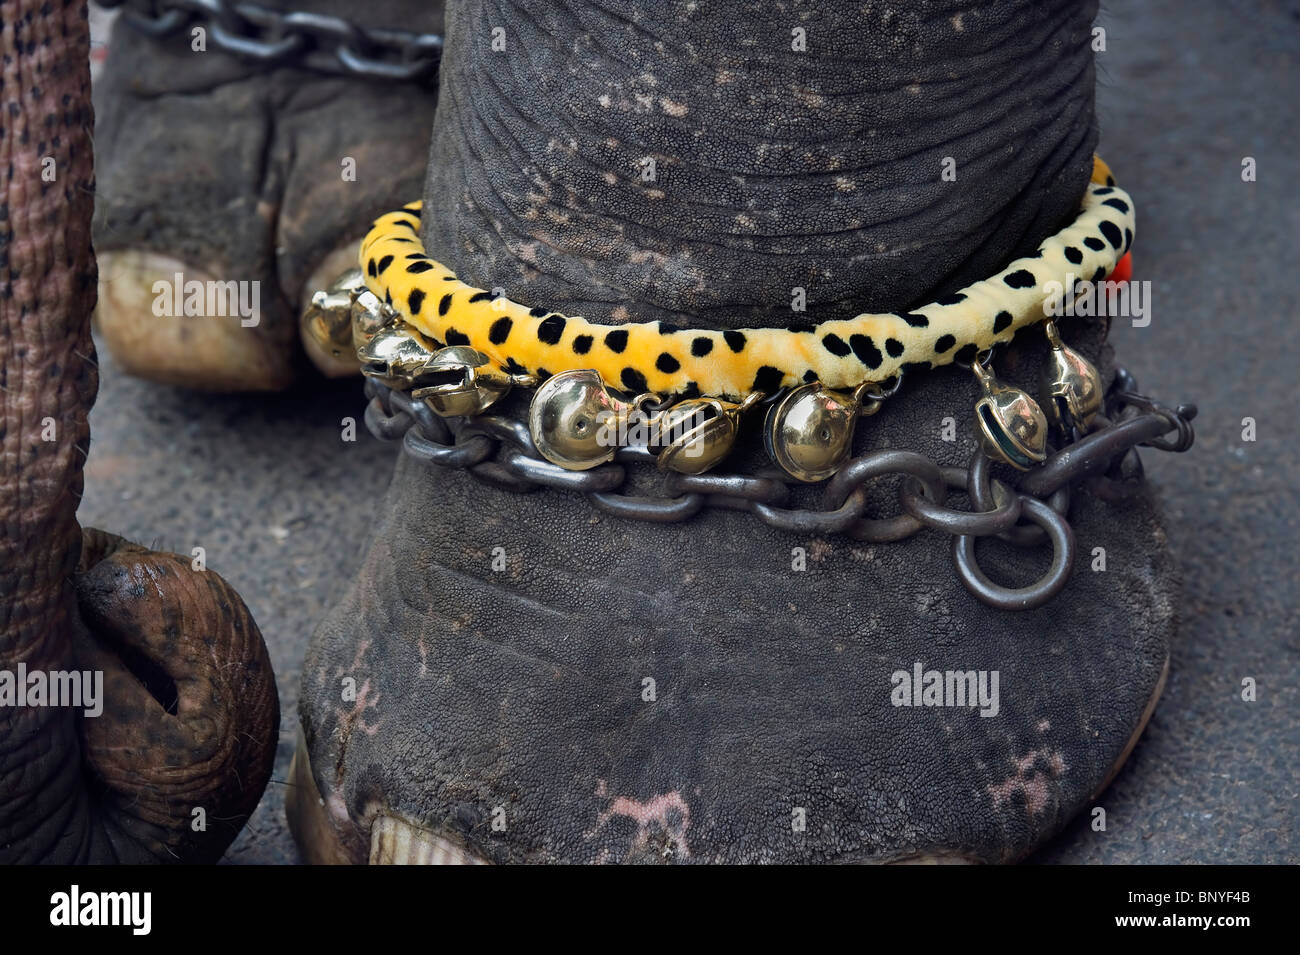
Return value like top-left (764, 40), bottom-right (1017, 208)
top-left (290, 0), bottom-right (1192, 864)
top-left (293, 316), bottom-right (1185, 864)
top-left (287, 726), bottom-right (484, 864)
top-left (96, 251), bottom-right (295, 390)
top-left (290, 663), bottom-right (1168, 865)
top-left (90, 10), bottom-right (440, 390)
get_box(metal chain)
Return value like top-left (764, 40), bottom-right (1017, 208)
top-left (95, 0), bottom-right (443, 83)
top-left (361, 371), bottom-right (1196, 611)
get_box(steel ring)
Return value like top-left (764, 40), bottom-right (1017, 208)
top-left (404, 396), bottom-right (452, 445)
top-left (753, 485), bottom-right (868, 535)
top-left (1000, 484), bottom-right (1069, 547)
top-left (209, 21), bottom-right (307, 61)
top-left (363, 397), bottom-right (411, 441)
top-left (667, 472), bottom-right (791, 506)
top-left (899, 475), bottom-right (1022, 536)
top-left (824, 450), bottom-right (947, 542)
top-left (1018, 412), bottom-right (1173, 499)
top-left (1142, 408), bottom-right (1196, 453)
top-left (467, 459), bottom-right (541, 493)
top-left (587, 491), bottom-right (704, 522)
top-left (966, 451), bottom-right (1069, 547)
top-left (952, 496), bottom-right (1075, 611)
top-left (458, 414), bottom-right (536, 455)
top-left (403, 429), bottom-right (493, 468)
top-left (336, 46), bottom-right (434, 82)
top-left (502, 450), bottom-right (626, 493)
top-left (824, 451), bottom-right (946, 509)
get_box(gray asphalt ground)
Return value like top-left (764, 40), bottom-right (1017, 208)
top-left (79, 0), bottom-right (1297, 863)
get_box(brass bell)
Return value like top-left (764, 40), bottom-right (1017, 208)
top-left (972, 356), bottom-right (1048, 471)
top-left (651, 394), bottom-right (759, 475)
top-left (356, 323), bottom-right (440, 389)
top-left (410, 346), bottom-right (513, 417)
top-left (529, 369), bottom-right (647, 471)
top-left (764, 381), bottom-right (885, 482)
top-left (351, 287), bottom-right (398, 349)
top-left (1039, 320), bottom-right (1102, 433)
top-left (301, 268), bottom-right (368, 377)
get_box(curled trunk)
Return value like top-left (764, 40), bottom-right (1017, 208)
top-left (0, 0), bottom-right (277, 864)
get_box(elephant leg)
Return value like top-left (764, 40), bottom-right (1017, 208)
top-left (295, 0), bottom-right (1182, 863)
top-left (91, 1), bottom-right (443, 390)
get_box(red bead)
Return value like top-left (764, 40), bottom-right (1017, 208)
top-left (1109, 251), bottom-right (1132, 284)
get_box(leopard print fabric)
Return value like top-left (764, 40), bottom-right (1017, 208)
top-left (360, 157), bottom-right (1132, 400)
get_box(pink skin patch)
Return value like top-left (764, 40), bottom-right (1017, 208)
top-left (335, 638), bottom-right (383, 747)
top-left (345, 679), bottom-right (383, 737)
top-left (589, 783), bottom-right (692, 860)
top-left (987, 749), bottom-right (1067, 818)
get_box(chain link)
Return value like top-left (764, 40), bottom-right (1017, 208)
top-left (96, 0), bottom-right (443, 83)
top-left (362, 371), bottom-right (1197, 610)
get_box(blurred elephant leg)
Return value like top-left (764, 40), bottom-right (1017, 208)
top-left (91, 1), bottom-right (444, 390)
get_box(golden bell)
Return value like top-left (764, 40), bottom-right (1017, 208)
top-left (351, 287), bottom-right (397, 349)
top-left (356, 324), bottom-right (440, 389)
top-left (1039, 320), bottom-right (1102, 433)
top-left (972, 357), bottom-right (1048, 471)
top-left (301, 268), bottom-right (368, 377)
top-left (764, 382), bottom-right (874, 482)
top-left (410, 346), bottom-right (512, 417)
top-left (529, 369), bottom-right (643, 471)
top-left (652, 395), bottom-right (758, 475)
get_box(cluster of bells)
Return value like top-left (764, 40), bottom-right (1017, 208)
top-left (305, 269), bottom-right (1103, 483)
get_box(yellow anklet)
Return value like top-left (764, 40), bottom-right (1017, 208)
top-left (358, 157), bottom-right (1130, 401)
